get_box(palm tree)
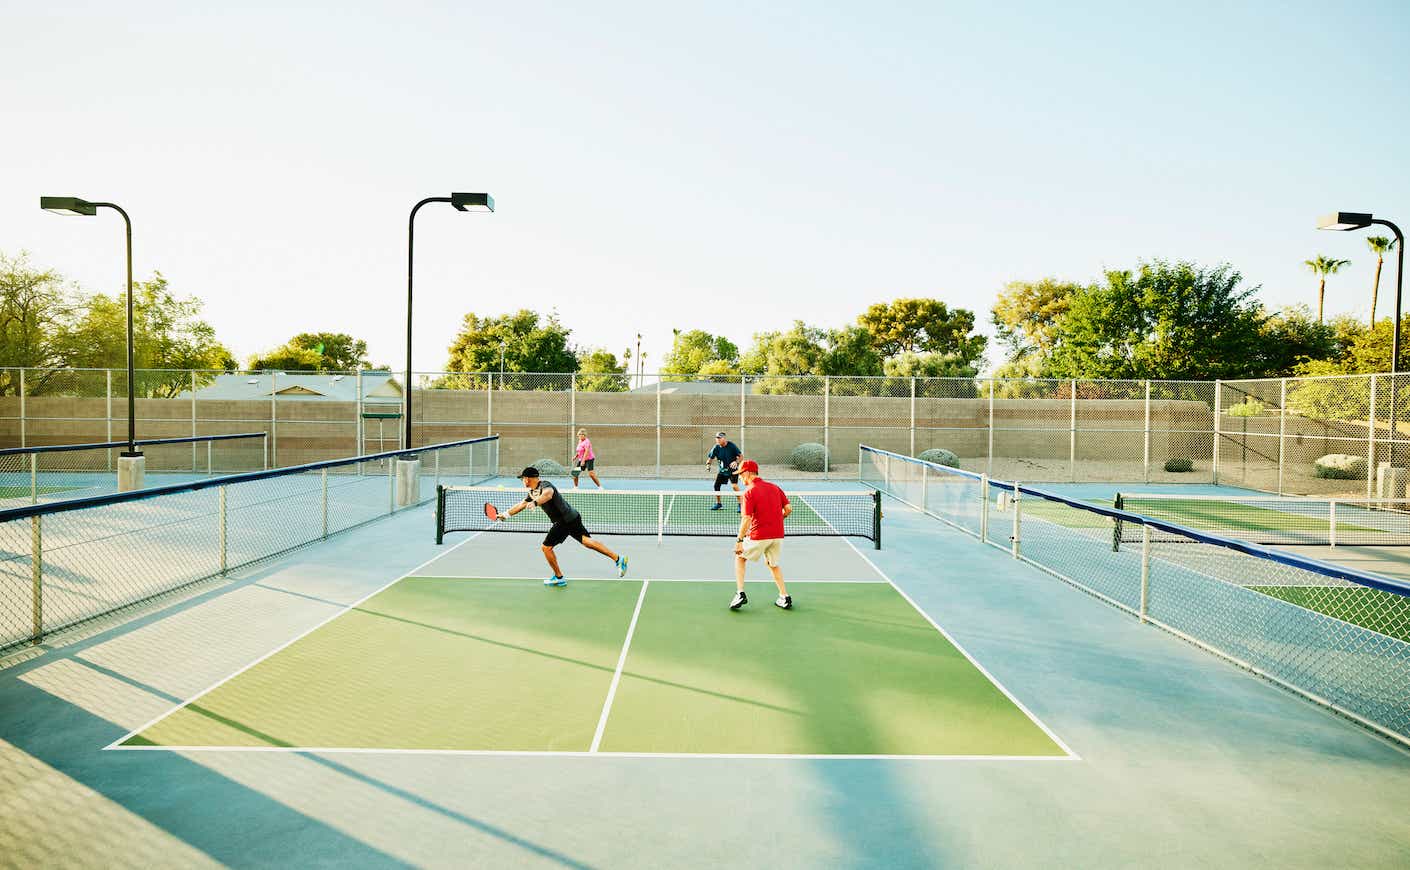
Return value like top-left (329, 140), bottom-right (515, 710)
top-left (1304, 255), bottom-right (1352, 322)
top-left (1367, 236), bottom-right (1398, 324)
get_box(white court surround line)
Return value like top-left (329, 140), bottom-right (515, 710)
top-left (109, 500), bottom-right (1078, 761)
top-left (409, 575), bottom-right (889, 584)
top-left (105, 528), bottom-right (491, 751)
top-left (589, 579), bottom-right (649, 752)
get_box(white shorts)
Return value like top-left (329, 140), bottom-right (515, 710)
top-left (738, 537), bottom-right (782, 568)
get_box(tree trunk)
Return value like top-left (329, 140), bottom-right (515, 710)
top-left (1318, 277), bottom-right (1326, 323)
top-left (1372, 256), bottom-right (1384, 324)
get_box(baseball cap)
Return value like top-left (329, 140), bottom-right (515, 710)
top-left (519, 466), bottom-right (540, 478)
top-left (738, 460), bottom-right (759, 474)
top-left (715, 431), bottom-right (727, 438)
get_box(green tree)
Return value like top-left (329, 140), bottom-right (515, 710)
top-left (661, 329), bottom-right (739, 377)
top-left (64, 273), bottom-right (235, 396)
top-left (576, 348), bottom-right (629, 392)
top-left (858, 298), bottom-right (986, 368)
top-left (820, 325), bottom-right (884, 377)
top-left (1044, 261), bottom-right (1270, 380)
top-left (0, 251), bottom-right (79, 395)
top-left (445, 310), bottom-right (578, 387)
top-left (1254, 306), bottom-right (1343, 376)
top-left (1366, 236), bottom-right (1397, 324)
top-left (990, 277), bottom-right (1078, 359)
top-left (249, 332), bottom-right (372, 372)
top-left (1304, 255), bottom-right (1352, 323)
top-left (883, 350), bottom-right (980, 379)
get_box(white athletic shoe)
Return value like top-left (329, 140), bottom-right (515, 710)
top-left (729, 590), bottom-right (747, 610)
top-left (774, 595), bottom-right (792, 610)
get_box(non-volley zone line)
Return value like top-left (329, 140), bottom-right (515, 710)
top-left (113, 576), bottom-right (1074, 759)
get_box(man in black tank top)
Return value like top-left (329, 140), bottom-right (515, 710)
top-left (499, 466), bottom-right (628, 587)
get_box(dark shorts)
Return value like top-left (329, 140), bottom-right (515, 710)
top-left (544, 516), bottom-right (589, 547)
top-left (573, 458), bottom-right (595, 473)
top-left (713, 472), bottom-right (740, 490)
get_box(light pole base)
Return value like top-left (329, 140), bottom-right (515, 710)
top-left (1377, 462), bottom-right (1408, 499)
top-left (396, 458), bottom-right (421, 507)
top-left (118, 452), bottom-right (146, 492)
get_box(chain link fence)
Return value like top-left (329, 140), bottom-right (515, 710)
top-left (861, 444), bottom-right (1410, 748)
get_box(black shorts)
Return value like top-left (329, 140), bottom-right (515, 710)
top-left (544, 516), bottom-right (589, 547)
top-left (573, 458), bottom-right (595, 473)
top-left (713, 472), bottom-right (740, 490)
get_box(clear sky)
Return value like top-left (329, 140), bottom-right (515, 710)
top-left (3, 0), bottom-right (1408, 374)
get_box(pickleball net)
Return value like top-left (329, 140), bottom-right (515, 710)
top-left (1113, 493), bottom-right (1410, 547)
top-left (436, 485), bottom-right (882, 548)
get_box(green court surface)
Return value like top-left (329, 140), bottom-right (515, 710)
top-left (0, 483), bottom-right (80, 499)
top-left (1250, 585), bottom-right (1410, 643)
top-left (122, 577), bottom-right (1066, 757)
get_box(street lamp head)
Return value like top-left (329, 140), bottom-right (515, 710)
top-left (1317, 211), bottom-right (1374, 231)
top-left (40, 196), bottom-right (98, 216)
top-left (450, 192), bottom-right (494, 213)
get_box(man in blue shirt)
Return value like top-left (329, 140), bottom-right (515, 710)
top-left (706, 432), bottom-right (744, 512)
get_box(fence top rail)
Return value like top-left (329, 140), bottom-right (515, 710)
top-left (859, 444), bottom-right (988, 483)
top-left (865, 444), bottom-right (1410, 599)
top-left (0, 434), bottom-right (499, 523)
top-left (0, 432), bottom-right (268, 458)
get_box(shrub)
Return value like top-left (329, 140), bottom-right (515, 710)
top-left (918, 448), bottom-right (960, 468)
top-left (1226, 399), bottom-right (1265, 417)
top-left (1313, 454), bottom-right (1367, 480)
top-left (530, 457), bottom-right (570, 476)
top-left (790, 442), bottom-right (829, 472)
top-left (1163, 458), bottom-right (1194, 473)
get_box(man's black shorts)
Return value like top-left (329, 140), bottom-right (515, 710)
top-left (544, 516), bottom-right (590, 547)
top-left (713, 472), bottom-right (740, 490)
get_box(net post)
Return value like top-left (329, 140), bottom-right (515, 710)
top-left (30, 453), bottom-right (38, 505)
top-left (1010, 483), bottom-right (1021, 558)
top-left (979, 474), bottom-right (989, 541)
top-left (1112, 493), bottom-right (1124, 552)
top-left (657, 493), bottom-right (664, 545)
top-left (30, 515), bottom-right (42, 644)
top-left (1139, 525), bottom-right (1151, 623)
top-left (219, 486), bottom-right (227, 573)
top-left (872, 489), bottom-right (882, 549)
top-left (1277, 378), bottom-right (1288, 495)
top-left (321, 468), bottom-right (329, 539)
top-left (1069, 379), bottom-right (1077, 483)
top-left (1367, 374), bottom-right (1378, 501)
top-left (1330, 501), bottom-right (1337, 548)
top-left (436, 485), bottom-right (446, 545)
top-left (1212, 380), bottom-right (1221, 484)
top-left (1143, 380), bottom-right (1151, 484)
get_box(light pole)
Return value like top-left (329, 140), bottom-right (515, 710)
top-left (1319, 211), bottom-right (1406, 474)
top-left (40, 196), bottom-right (145, 489)
top-left (406, 192), bottom-right (493, 451)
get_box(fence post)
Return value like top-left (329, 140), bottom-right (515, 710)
top-left (979, 474), bottom-right (989, 542)
top-left (1069, 378), bottom-right (1077, 482)
top-left (106, 369), bottom-right (113, 470)
top-left (883, 452), bottom-right (892, 491)
top-left (355, 370), bottom-right (364, 457)
top-left (434, 448), bottom-right (441, 490)
top-left (1212, 380), bottom-right (1222, 484)
top-left (1330, 501), bottom-right (1338, 547)
top-left (30, 515), bottom-right (42, 643)
top-left (191, 370), bottom-right (198, 472)
top-left (739, 376), bottom-right (746, 451)
top-left (219, 486), bottom-right (227, 573)
top-left (987, 382), bottom-right (995, 476)
top-left (486, 373), bottom-right (494, 438)
top-left (322, 468), bottom-right (329, 538)
top-left (1367, 374), bottom-right (1378, 500)
top-left (1010, 483), bottom-right (1021, 558)
top-left (1139, 525), bottom-right (1151, 622)
top-left (388, 458), bottom-right (395, 514)
top-left (1277, 378), bottom-right (1288, 495)
top-left (655, 378), bottom-right (662, 478)
top-left (909, 377), bottom-right (917, 457)
top-left (270, 371), bottom-right (278, 467)
top-left (920, 462), bottom-right (928, 510)
top-left (262, 433), bottom-right (269, 470)
top-left (1143, 380), bottom-right (1151, 483)
top-left (207, 439), bottom-right (213, 475)
top-left (18, 367), bottom-right (25, 448)
top-left (30, 453), bottom-right (37, 504)
top-left (570, 373), bottom-right (577, 460)
top-left (823, 376), bottom-right (831, 480)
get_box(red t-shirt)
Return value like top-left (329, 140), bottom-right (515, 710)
top-left (743, 479), bottom-right (789, 540)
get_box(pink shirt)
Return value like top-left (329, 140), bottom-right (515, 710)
top-left (575, 438), bottom-right (595, 461)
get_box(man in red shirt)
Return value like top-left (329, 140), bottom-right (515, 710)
top-left (730, 460), bottom-right (793, 611)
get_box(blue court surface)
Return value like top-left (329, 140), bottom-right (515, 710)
top-left (1, 480), bottom-right (1407, 867)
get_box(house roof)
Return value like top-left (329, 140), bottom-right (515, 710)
top-left (182, 372), bottom-right (403, 403)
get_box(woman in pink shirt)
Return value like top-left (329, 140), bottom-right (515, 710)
top-left (572, 428), bottom-right (603, 488)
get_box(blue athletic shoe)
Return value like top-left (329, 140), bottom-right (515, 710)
top-left (735, 504), bottom-right (742, 513)
top-left (616, 555), bottom-right (629, 578)
top-left (544, 575), bottom-right (567, 587)
top-left (709, 503), bottom-right (723, 511)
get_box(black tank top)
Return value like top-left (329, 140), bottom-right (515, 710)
top-left (527, 482), bottom-right (580, 524)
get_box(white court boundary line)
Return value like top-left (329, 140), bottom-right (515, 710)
top-left (589, 579), bottom-right (649, 752)
top-left (409, 575), bottom-right (889, 584)
top-left (109, 502), bottom-right (1077, 762)
top-left (104, 528), bottom-right (490, 751)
